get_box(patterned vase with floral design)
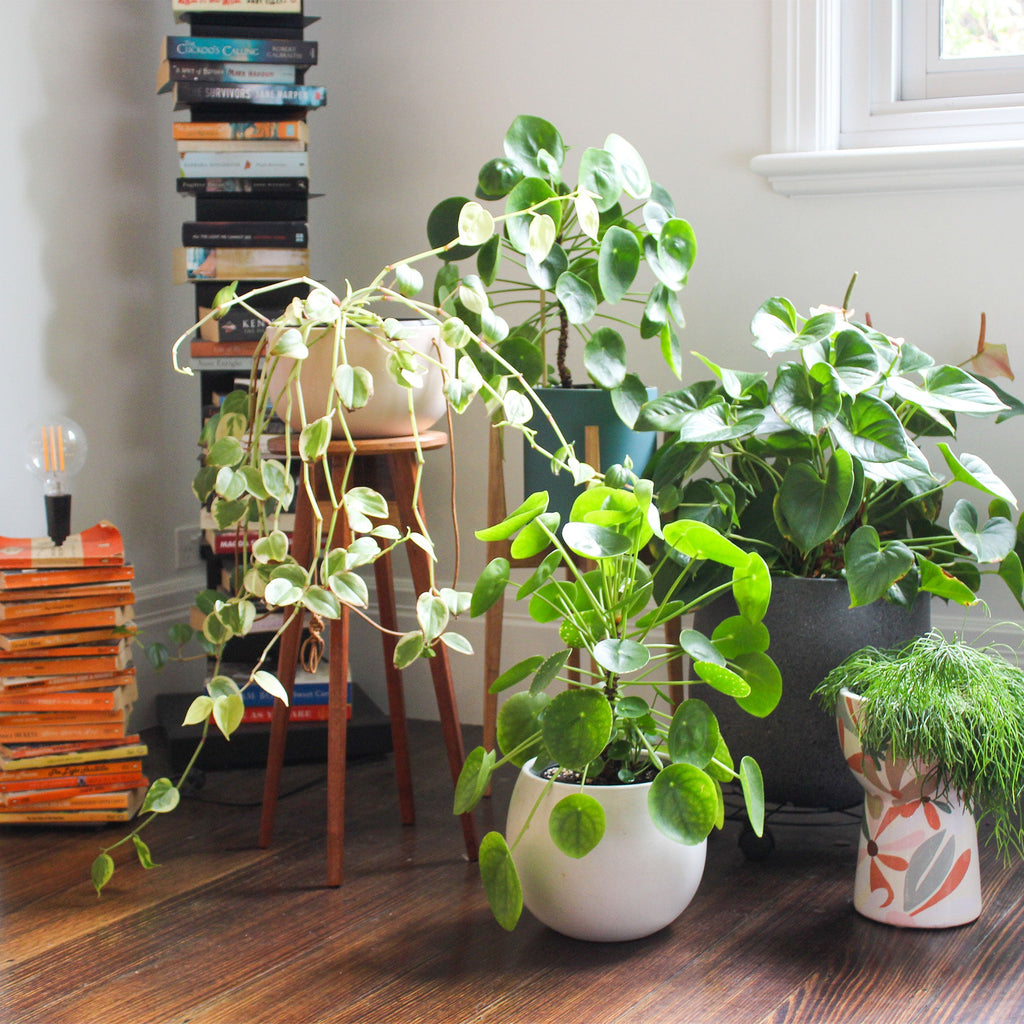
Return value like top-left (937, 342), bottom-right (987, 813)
top-left (836, 688), bottom-right (982, 928)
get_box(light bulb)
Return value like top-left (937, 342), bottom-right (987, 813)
top-left (25, 417), bottom-right (88, 547)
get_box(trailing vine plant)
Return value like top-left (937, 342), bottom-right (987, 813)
top-left (88, 186), bottom-right (630, 893)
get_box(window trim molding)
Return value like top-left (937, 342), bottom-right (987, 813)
top-left (754, 0), bottom-right (1024, 196)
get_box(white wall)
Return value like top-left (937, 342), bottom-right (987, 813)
top-left (5, 0), bottom-right (1023, 729)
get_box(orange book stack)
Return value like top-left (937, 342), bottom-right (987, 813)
top-left (0, 522), bottom-right (149, 823)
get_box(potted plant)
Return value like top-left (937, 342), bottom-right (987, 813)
top-left (635, 279), bottom-right (1024, 809)
top-left (426, 114), bottom-right (697, 519)
top-left (455, 465), bottom-right (782, 939)
top-left (813, 629), bottom-right (1024, 927)
top-left (89, 172), bottom-right (658, 893)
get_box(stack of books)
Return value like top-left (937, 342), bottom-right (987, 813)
top-left (164, 0), bottom-right (325, 358)
top-left (0, 522), bottom-right (148, 824)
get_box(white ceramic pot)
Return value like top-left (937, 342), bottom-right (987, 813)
top-left (836, 688), bottom-right (982, 928)
top-left (267, 320), bottom-right (454, 439)
top-left (505, 757), bottom-right (707, 942)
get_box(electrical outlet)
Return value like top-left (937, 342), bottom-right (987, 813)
top-left (174, 525), bottom-right (203, 570)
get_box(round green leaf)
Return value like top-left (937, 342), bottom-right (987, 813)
top-left (427, 195), bottom-right (479, 261)
top-left (479, 830), bottom-right (522, 931)
top-left (555, 271), bottom-right (598, 325)
top-left (710, 615), bottom-right (770, 659)
top-left (604, 133), bottom-right (651, 199)
top-left (648, 762), bottom-right (718, 844)
top-left (496, 690), bottom-right (550, 766)
top-left (503, 114), bottom-right (565, 177)
top-left (549, 793), bottom-right (606, 858)
top-left (453, 745), bottom-right (496, 814)
top-left (541, 688), bottom-right (613, 769)
top-left (471, 557), bottom-right (511, 617)
top-left (597, 225), bottom-right (640, 304)
top-left (692, 660), bottom-right (752, 698)
top-left (561, 522), bottom-right (632, 560)
top-left (505, 177), bottom-right (560, 256)
top-left (583, 328), bottom-right (627, 389)
top-left (91, 853), bottom-right (115, 895)
top-left (578, 146), bottom-right (622, 211)
top-left (477, 156), bottom-right (523, 199)
top-left (668, 699), bottom-right (720, 768)
top-left (730, 652), bottom-right (783, 717)
top-left (592, 638), bottom-right (650, 675)
top-left (655, 219), bottom-right (697, 287)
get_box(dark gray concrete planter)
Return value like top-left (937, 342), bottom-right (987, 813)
top-left (693, 576), bottom-right (931, 811)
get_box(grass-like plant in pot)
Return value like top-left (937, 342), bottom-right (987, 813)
top-left (813, 629), bottom-right (1024, 927)
top-left (455, 466), bottom-right (782, 939)
top-left (426, 114), bottom-right (697, 518)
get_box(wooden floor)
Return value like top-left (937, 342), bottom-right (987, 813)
top-left (2, 720), bottom-right (1023, 1024)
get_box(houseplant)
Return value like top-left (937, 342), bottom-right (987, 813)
top-left (813, 629), bottom-right (1024, 926)
top-left (90, 184), bottom-right (613, 893)
top-left (455, 465), bottom-right (782, 938)
top-left (635, 281), bottom-right (1024, 808)
top-left (426, 114), bottom-right (697, 517)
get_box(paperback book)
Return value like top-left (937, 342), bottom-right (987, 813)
top-left (176, 177), bottom-right (309, 196)
top-left (163, 35), bottom-right (318, 66)
top-left (171, 119), bottom-right (309, 142)
top-left (171, 81), bottom-right (326, 110)
top-left (183, 220), bottom-right (307, 247)
top-left (173, 246), bottom-right (310, 282)
top-left (178, 149), bottom-right (308, 177)
top-left (158, 60), bottom-right (296, 94)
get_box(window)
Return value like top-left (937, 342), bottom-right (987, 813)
top-left (751, 0), bottom-right (1024, 195)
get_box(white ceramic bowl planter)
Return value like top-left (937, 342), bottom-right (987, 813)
top-left (268, 320), bottom-right (454, 439)
top-left (505, 758), bottom-right (708, 942)
top-left (836, 689), bottom-right (982, 928)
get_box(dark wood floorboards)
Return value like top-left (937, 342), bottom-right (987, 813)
top-left (2, 720), bottom-right (1023, 1024)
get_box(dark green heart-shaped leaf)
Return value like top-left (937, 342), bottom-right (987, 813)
top-left (844, 526), bottom-right (915, 607)
top-left (772, 361), bottom-right (843, 435)
top-left (777, 451), bottom-right (855, 555)
top-left (918, 557), bottom-right (979, 604)
top-left (949, 499), bottom-right (1016, 562)
top-left (938, 445), bottom-right (1017, 507)
top-left (829, 393), bottom-right (909, 464)
top-left (750, 296), bottom-right (799, 355)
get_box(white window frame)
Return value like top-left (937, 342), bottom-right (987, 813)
top-left (751, 0), bottom-right (1024, 196)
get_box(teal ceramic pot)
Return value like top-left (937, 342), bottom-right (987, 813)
top-left (522, 386), bottom-right (657, 523)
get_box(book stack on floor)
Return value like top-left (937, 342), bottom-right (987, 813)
top-left (0, 522), bottom-right (148, 824)
top-left (162, 0), bottom-right (322, 606)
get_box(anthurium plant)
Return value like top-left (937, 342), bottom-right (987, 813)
top-left (638, 280), bottom-right (1024, 609)
top-left (426, 114), bottom-right (696, 428)
top-left (455, 467), bottom-right (782, 931)
top-left (91, 177), bottom-right (620, 893)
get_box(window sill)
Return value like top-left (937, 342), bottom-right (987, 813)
top-left (750, 140), bottom-right (1024, 197)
